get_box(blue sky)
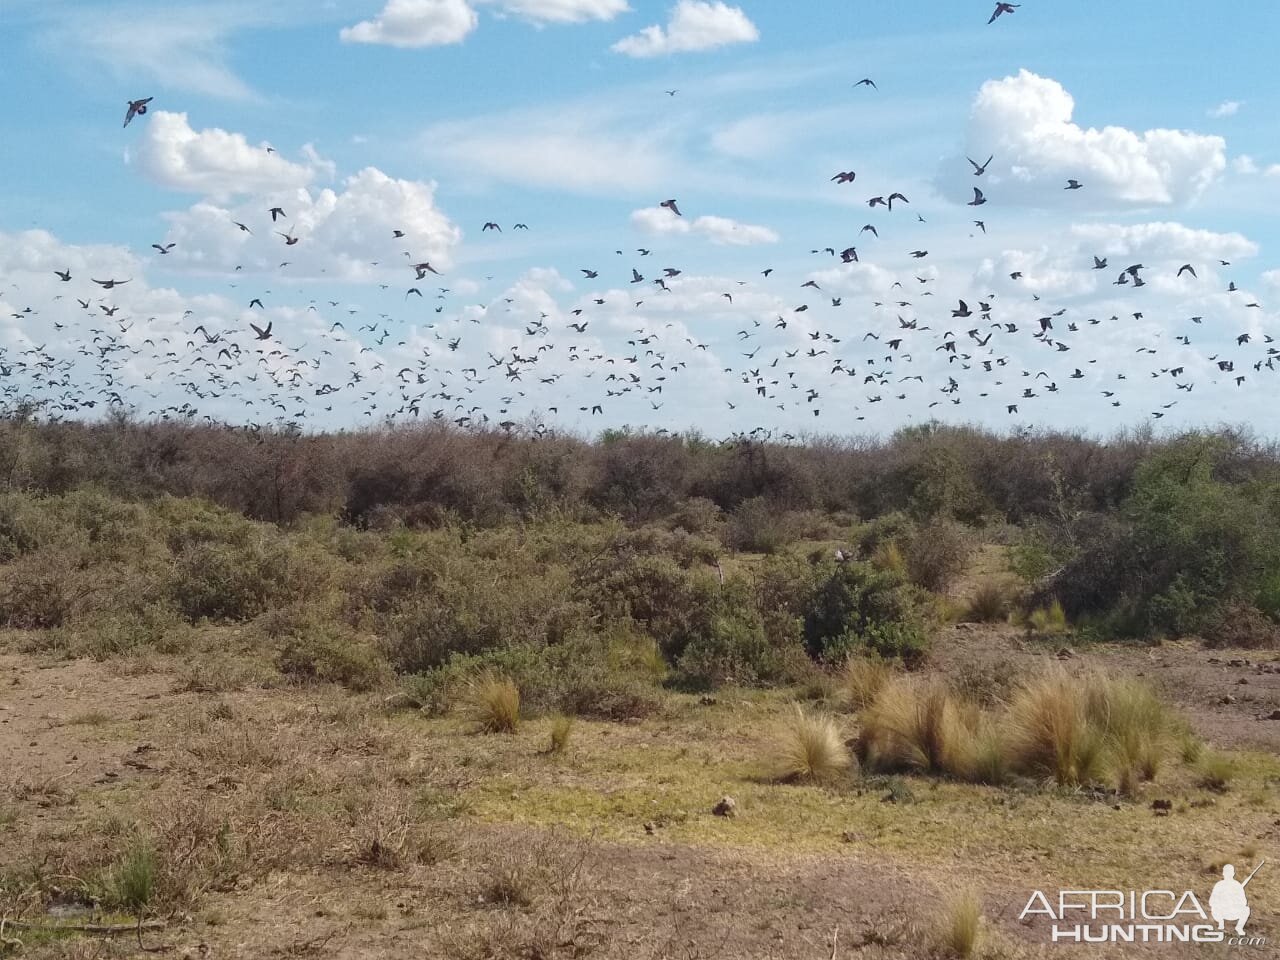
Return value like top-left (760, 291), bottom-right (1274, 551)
top-left (2, 0), bottom-right (1280, 436)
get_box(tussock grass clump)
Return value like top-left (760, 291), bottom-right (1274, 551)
top-left (466, 671), bottom-right (521, 733)
top-left (772, 705), bottom-right (851, 782)
top-left (1006, 671), bottom-right (1173, 788)
top-left (1026, 600), bottom-right (1069, 637)
top-left (935, 888), bottom-right (983, 958)
top-left (857, 678), bottom-right (976, 779)
top-left (106, 839), bottom-right (157, 915)
top-left (871, 540), bottom-right (906, 576)
top-left (548, 715), bottom-right (573, 755)
top-left (964, 580), bottom-right (1011, 623)
top-left (1197, 752), bottom-right (1236, 792)
top-left (843, 655), bottom-right (894, 711)
top-left (1005, 673), bottom-right (1105, 786)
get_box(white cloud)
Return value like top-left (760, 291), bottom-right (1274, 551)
top-left (339, 0), bottom-right (627, 46)
top-left (1209, 100), bottom-right (1242, 119)
top-left (1234, 155), bottom-right (1259, 175)
top-left (631, 206), bottom-right (778, 245)
top-left (612, 1), bottom-right (759, 57)
top-left (129, 111), bottom-right (317, 200)
top-left (480, 0), bottom-right (630, 23)
top-left (422, 111), bottom-right (674, 192)
top-left (340, 0), bottom-right (478, 47)
top-left (943, 70), bottom-right (1226, 207)
top-left (161, 167), bottom-right (462, 281)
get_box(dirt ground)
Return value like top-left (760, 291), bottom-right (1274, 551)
top-left (2, 627), bottom-right (1277, 960)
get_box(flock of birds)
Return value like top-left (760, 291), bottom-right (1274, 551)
top-left (1, 3), bottom-right (1275, 439)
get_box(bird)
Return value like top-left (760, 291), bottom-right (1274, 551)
top-left (91, 278), bottom-right (130, 289)
top-left (123, 97), bottom-right (152, 127)
top-left (54, 269), bottom-right (71, 282)
top-left (968, 187), bottom-right (986, 206)
top-left (269, 207), bottom-right (286, 221)
top-left (854, 78), bottom-right (877, 89)
top-left (151, 243), bottom-right (175, 254)
top-left (1065, 179), bottom-right (1084, 190)
top-left (968, 155), bottom-right (993, 175)
top-left (660, 199), bottom-right (682, 217)
top-left (988, 2), bottom-right (1019, 24)
top-left (249, 322), bottom-right (272, 340)
top-left (482, 222), bottom-right (502, 232)
top-left (1177, 264), bottom-right (1197, 278)
top-left (831, 171), bottom-right (857, 184)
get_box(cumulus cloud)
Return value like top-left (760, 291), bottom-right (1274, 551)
top-left (340, 0), bottom-right (478, 47)
top-left (612, 1), bottom-right (759, 57)
top-left (631, 206), bottom-right (778, 245)
top-left (941, 70), bottom-right (1226, 207)
top-left (161, 167), bottom-right (462, 281)
top-left (128, 111), bottom-right (318, 199)
top-left (1209, 100), bottom-right (1242, 119)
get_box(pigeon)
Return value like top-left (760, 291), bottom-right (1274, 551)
top-left (123, 97), bottom-right (152, 127)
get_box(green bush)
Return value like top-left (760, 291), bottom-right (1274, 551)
top-left (801, 561), bottom-right (929, 665)
top-left (723, 496), bottom-right (792, 554)
top-left (278, 627), bottom-right (392, 692)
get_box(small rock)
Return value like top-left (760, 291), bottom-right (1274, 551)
top-left (1152, 798), bottom-right (1173, 816)
top-left (699, 695), bottom-right (718, 706)
top-left (643, 821), bottom-right (657, 835)
top-left (1266, 710), bottom-right (1280, 721)
top-left (1237, 678), bottom-right (1249, 685)
top-left (1056, 647), bottom-right (1073, 660)
top-left (1220, 694), bottom-right (1237, 705)
top-left (712, 796), bottom-right (737, 818)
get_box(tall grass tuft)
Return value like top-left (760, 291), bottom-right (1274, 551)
top-left (935, 888), bottom-right (983, 958)
top-left (843, 656), bottom-right (894, 711)
top-left (1006, 673), bottom-right (1105, 786)
top-left (772, 705), bottom-right (851, 783)
top-left (964, 580), bottom-right (1010, 623)
top-left (548, 715), bottom-right (573, 755)
top-left (466, 671), bottom-right (521, 733)
top-left (857, 678), bottom-right (975, 779)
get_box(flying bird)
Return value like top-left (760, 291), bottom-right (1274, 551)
top-left (968, 155), bottom-right (993, 175)
top-left (660, 199), bottom-right (682, 216)
top-left (988, 3), bottom-right (1019, 24)
top-left (123, 97), bottom-right (152, 127)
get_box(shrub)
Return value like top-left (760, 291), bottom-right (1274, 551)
top-left (772, 705), bottom-right (851, 782)
top-left (802, 561), bottom-right (929, 665)
top-left (724, 497), bottom-right (792, 554)
top-left (675, 610), bottom-right (792, 689)
top-left (904, 520), bottom-right (975, 593)
top-left (106, 839), bottom-right (157, 915)
top-left (1197, 752), bottom-right (1235, 792)
top-left (278, 628), bottom-right (392, 692)
top-left (465, 672), bottom-right (521, 733)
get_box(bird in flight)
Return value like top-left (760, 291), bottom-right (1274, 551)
top-left (151, 242), bottom-right (175, 254)
top-left (250, 322), bottom-right (272, 341)
top-left (123, 97), bottom-right (152, 127)
top-left (660, 199), bottom-right (682, 217)
top-left (91, 278), bottom-right (130, 289)
top-left (831, 171), bottom-right (857, 184)
top-left (482, 222), bottom-right (502, 232)
top-left (854, 78), bottom-right (877, 89)
top-left (968, 155), bottom-right (993, 176)
top-left (988, 2), bottom-right (1019, 24)
top-left (1065, 179), bottom-right (1084, 190)
top-left (968, 187), bottom-right (987, 206)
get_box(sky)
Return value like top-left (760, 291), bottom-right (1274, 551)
top-left (2, 0), bottom-right (1280, 438)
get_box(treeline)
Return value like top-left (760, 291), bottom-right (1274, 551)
top-left (3, 410), bottom-right (1277, 529)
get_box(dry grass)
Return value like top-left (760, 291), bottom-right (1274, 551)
top-left (963, 581), bottom-right (1010, 624)
top-left (771, 705), bottom-right (851, 783)
top-left (548, 715), bottom-right (574, 755)
top-left (857, 678), bottom-right (975, 778)
top-left (466, 671), bottom-right (522, 734)
top-left (934, 888), bottom-right (983, 958)
top-left (843, 656), bottom-right (894, 711)
top-left (1005, 673), bottom-right (1106, 786)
